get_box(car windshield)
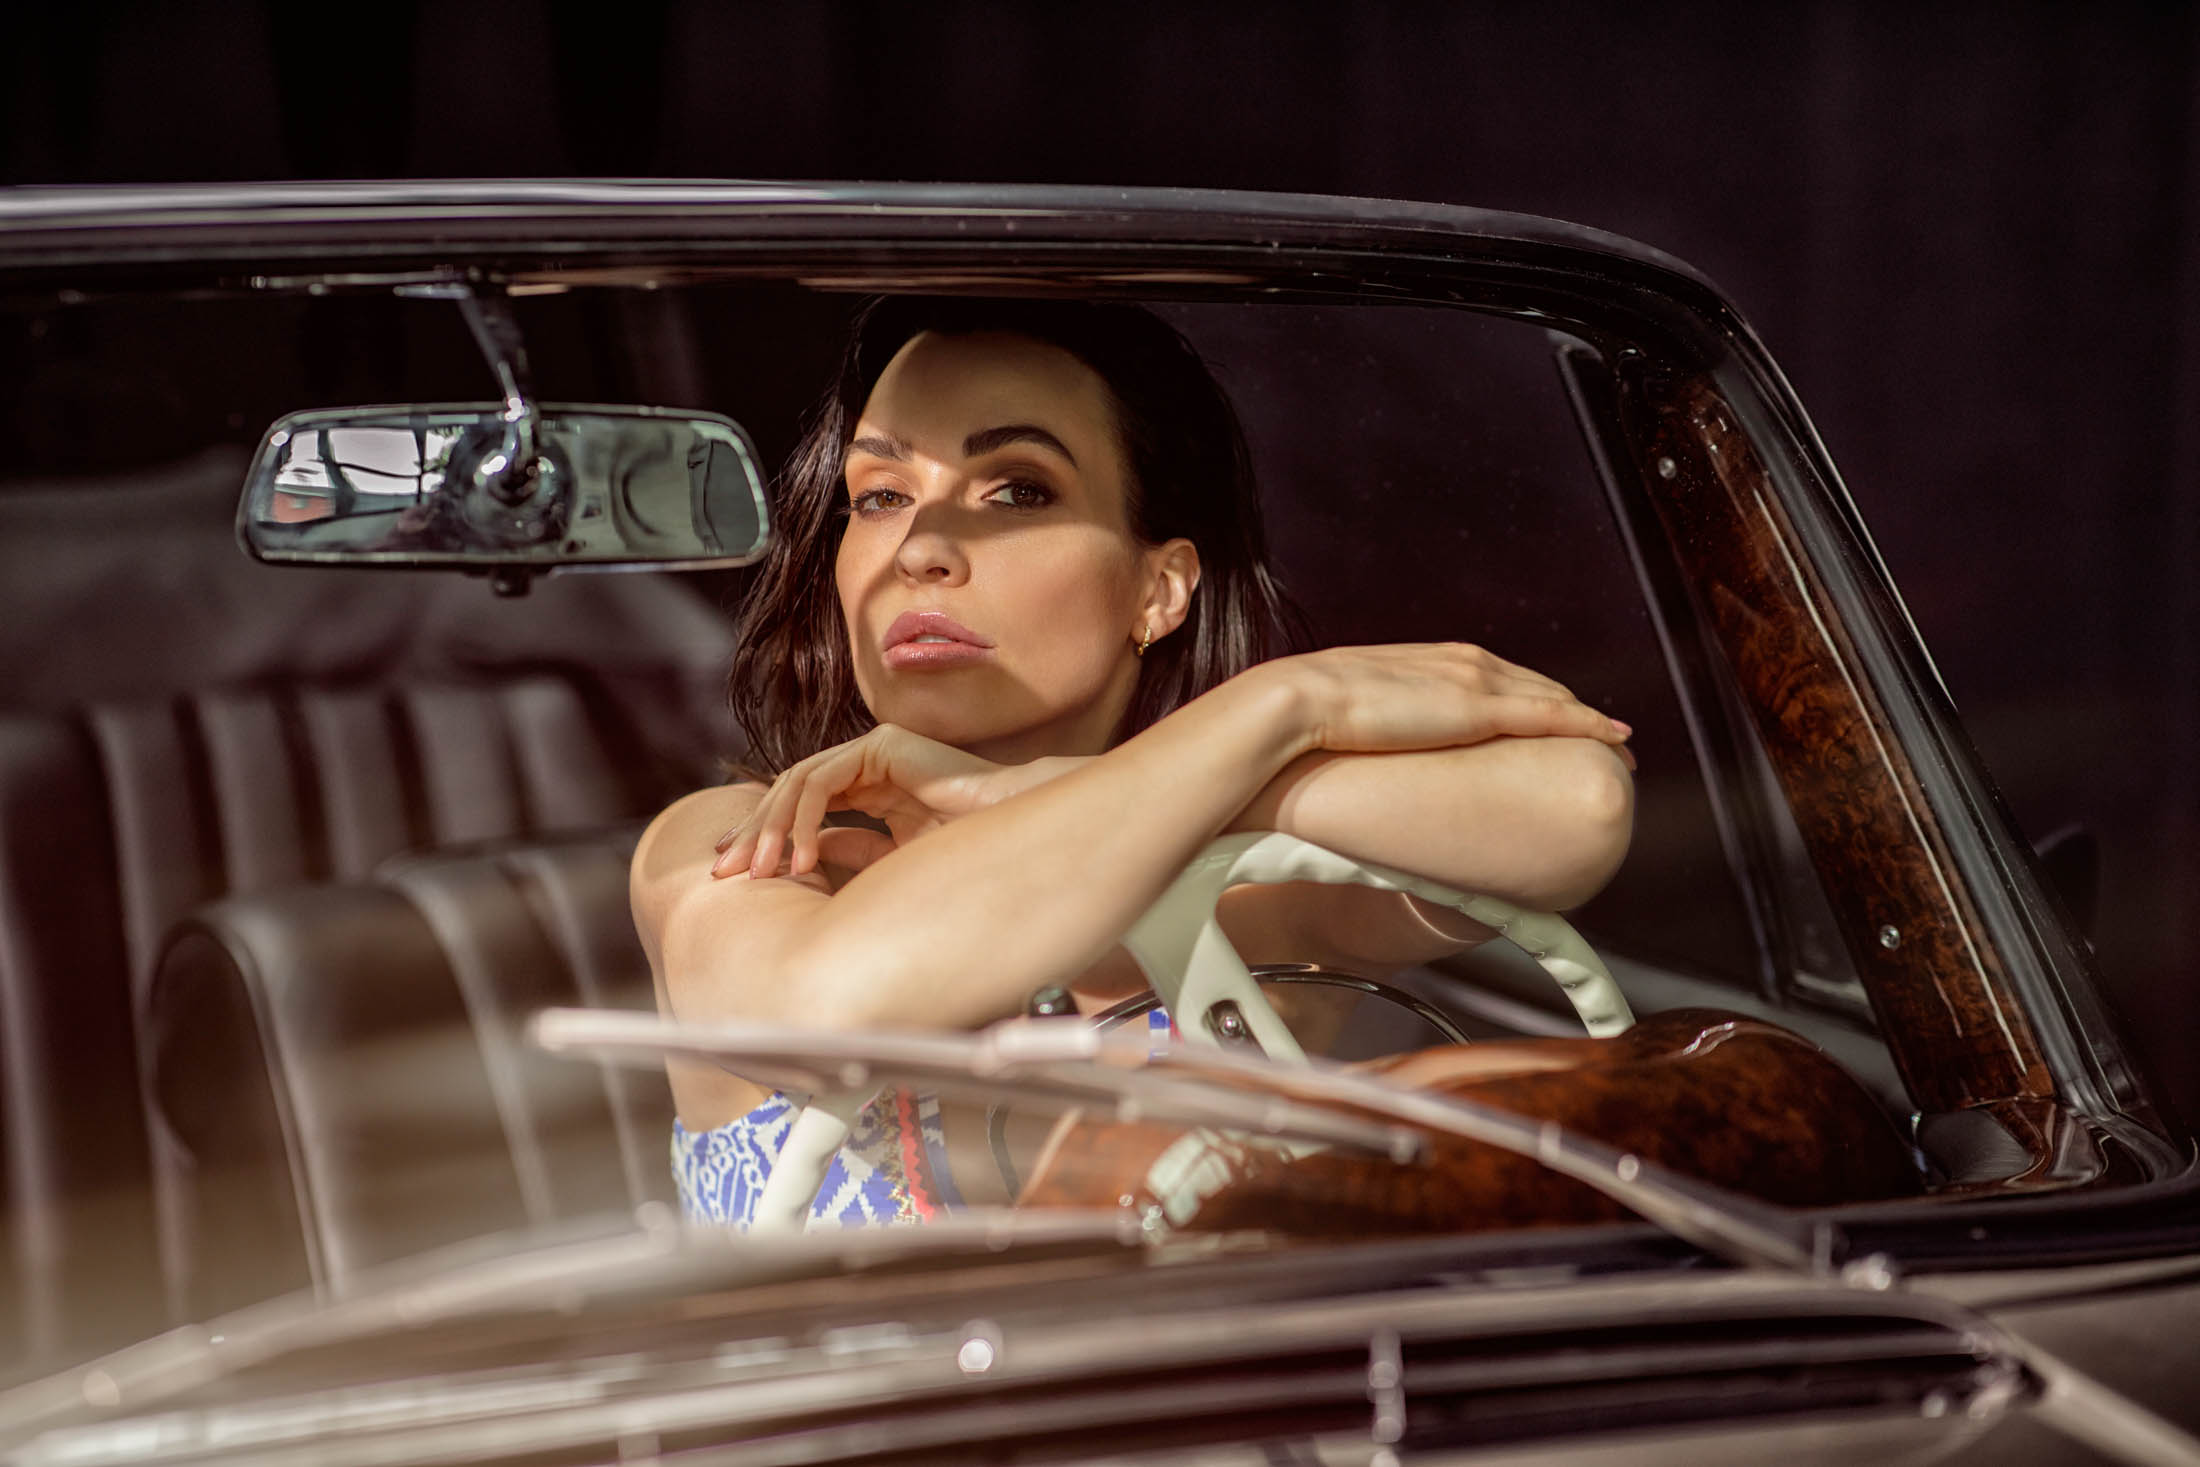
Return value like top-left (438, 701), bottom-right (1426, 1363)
top-left (0, 257), bottom-right (2170, 1401)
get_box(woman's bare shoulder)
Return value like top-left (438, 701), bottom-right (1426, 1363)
top-left (632, 779), bottom-right (844, 1033)
top-left (630, 782), bottom-right (767, 915)
top-left (629, 782), bottom-right (785, 1125)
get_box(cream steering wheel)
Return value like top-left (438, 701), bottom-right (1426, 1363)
top-left (751, 831), bottom-right (1632, 1231)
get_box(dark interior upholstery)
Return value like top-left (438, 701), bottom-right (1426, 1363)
top-left (149, 830), bottom-right (671, 1318)
top-left (0, 716), bottom-right (153, 1366)
top-left (0, 679), bottom-right (700, 1368)
top-left (0, 451), bottom-right (734, 1374)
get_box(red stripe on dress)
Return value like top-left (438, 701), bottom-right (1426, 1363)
top-left (896, 1088), bottom-right (941, 1220)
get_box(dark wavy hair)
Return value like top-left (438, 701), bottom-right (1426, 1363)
top-left (727, 296), bottom-right (1305, 775)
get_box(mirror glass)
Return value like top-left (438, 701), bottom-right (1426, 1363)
top-left (239, 403), bottom-right (769, 570)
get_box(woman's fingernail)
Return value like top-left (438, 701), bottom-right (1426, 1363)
top-left (1609, 719), bottom-right (1633, 738)
top-left (714, 827), bottom-right (738, 852)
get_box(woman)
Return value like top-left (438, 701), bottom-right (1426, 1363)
top-left (632, 297), bottom-right (1635, 1226)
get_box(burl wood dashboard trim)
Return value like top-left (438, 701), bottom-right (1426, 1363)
top-left (1618, 366), bottom-right (2055, 1122)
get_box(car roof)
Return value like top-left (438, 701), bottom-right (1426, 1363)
top-left (0, 180), bottom-right (1737, 324)
top-left (0, 179), bottom-right (1702, 269)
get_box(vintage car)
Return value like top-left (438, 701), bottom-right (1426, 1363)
top-left (0, 181), bottom-right (2194, 1465)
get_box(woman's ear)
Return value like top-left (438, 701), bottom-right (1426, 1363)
top-left (1141, 538), bottom-right (1201, 641)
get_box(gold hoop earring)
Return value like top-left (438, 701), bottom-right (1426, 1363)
top-left (1135, 624), bottom-right (1153, 658)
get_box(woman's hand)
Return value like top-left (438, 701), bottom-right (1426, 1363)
top-left (1261, 643), bottom-right (1632, 761)
top-left (713, 724), bottom-right (1078, 880)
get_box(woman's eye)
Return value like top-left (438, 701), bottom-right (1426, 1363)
top-left (984, 481), bottom-right (1055, 511)
top-left (848, 487), bottom-right (908, 516)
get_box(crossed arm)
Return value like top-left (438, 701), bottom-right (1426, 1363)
top-left (631, 644), bottom-right (1634, 1046)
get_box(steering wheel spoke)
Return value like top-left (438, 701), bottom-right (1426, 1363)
top-left (1124, 832), bottom-right (1633, 1058)
top-left (753, 832), bottom-right (1631, 1231)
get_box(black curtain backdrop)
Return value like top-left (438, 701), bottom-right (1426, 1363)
top-left (5, 0), bottom-right (2196, 1122)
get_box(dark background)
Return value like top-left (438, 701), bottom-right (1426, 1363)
top-left (5, 0), bottom-right (2195, 1123)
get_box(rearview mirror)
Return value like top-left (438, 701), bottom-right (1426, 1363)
top-left (239, 403), bottom-right (770, 577)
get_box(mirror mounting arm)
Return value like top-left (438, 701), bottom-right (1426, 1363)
top-left (455, 285), bottom-right (542, 507)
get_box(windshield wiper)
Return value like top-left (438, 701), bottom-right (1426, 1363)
top-left (532, 1008), bottom-right (2200, 1467)
top-left (531, 1007), bottom-right (1826, 1275)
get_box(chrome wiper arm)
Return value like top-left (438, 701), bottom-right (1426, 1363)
top-left (1140, 1034), bottom-right (1828, 1274)
top-left (530, 1008), bottom-right (1823, 1274)
top-left (532, 1011), bottom-right (2200, 1467)
top-left (532, 1008), bottom-right (1429, 1166)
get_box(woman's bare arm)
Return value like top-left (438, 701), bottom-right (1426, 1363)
top-left (640, 670), bottom-right (1307, 1033)
top-left (635, 645), bottom-right (1629, 1037)
top-left (1221, 734), bottom-right (1633, 975)
top-left (985, 737), bottom-right (1634, 978)
top-left (1235, 738), bottom-right (1633, 912)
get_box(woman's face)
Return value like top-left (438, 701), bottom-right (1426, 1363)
top-left (835, 330), bottom-right (1187, 762)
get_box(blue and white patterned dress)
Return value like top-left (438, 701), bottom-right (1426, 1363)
top-left (672, 1088), bottom-right (962, 1228)
top-left (673, 1008), bottom-right (1176, 1228)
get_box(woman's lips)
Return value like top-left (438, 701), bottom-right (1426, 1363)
top-left (881, 610), bottom-right (995, 670)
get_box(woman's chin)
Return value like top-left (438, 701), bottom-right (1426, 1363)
top-left (876, 706), bottom-right (1069, 763)
top-left (866, 698), bottom-right (1022, 753)
top-left (863, 670), bottom-right (1120, 761)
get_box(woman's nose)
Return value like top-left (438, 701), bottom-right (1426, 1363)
top-left (892, 502), bottom-right (971, 584)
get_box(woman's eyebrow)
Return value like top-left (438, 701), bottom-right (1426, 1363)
top-left (846, 432), bottom-right (911, 461)
top-left (845, 425), bottom-right (1078, 467)
top-left (963, 423), bottom-right (1077, 467)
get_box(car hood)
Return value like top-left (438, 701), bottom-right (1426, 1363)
top-left (0, 1211), bottom-right (2041, 1467)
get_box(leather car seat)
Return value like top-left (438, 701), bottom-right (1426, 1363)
top-left (0, 677), bottom-right (700, 1371)
top-left (146, 828), bottom-right (674, 1317)
top-left (0, 448), bottom-right (737, 1374)
top-left (0, 448), bottom-right (743, 1381)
